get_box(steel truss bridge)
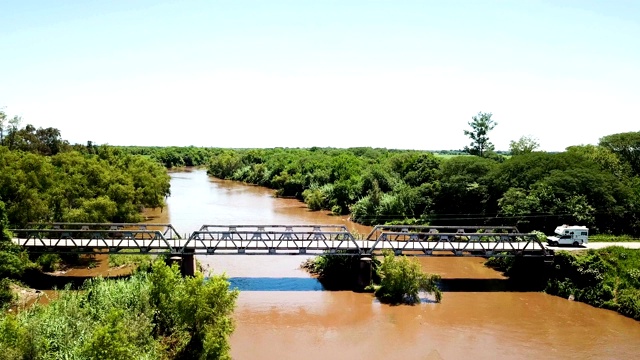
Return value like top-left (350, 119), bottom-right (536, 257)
top-left (10, 223), bottom-right (552, 258)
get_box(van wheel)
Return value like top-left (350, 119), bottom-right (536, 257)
top-left (573, 241), bottom-right (579, 247)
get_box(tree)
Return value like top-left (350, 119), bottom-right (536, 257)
top-left (509, 135), bottom-right (540, 155)
top-left (599, 131), bottom-right (640, 176)
top-left (0, 108), bottom-right (6, 144)
top-left (464, 112), bottom-right (497, 157)
top-left (5, 115), bottom-right (21, 150)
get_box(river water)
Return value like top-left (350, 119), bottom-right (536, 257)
top-left (149, 168), bottom-right (640, 359)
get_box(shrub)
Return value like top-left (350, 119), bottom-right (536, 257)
top-left (0, 260), bottom-right (238, 359)
top-left (36, 253), bottom-right (62, 272)
top-left (374, 251), bottom-right (442, 304)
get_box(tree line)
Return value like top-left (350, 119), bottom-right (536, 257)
top-left (203, 138), bottom-right (640, 236)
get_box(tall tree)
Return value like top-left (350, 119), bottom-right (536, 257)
top-left (509, 135), bottom-right (540, 155)
top-left (599, 131), bottom-right (640, 176)
top-left (5, 115), bottom-right (21, 150)
top-left (464, 112), bottom-right (497, 157)
top-left (0, 108), bottom-right (6, 144)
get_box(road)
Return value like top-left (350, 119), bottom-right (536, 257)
top-left (547, 242), bottom-right (640, 251)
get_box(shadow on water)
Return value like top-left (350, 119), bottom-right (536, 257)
top-left (225, 277), bottom-right (325, 291)
top-left (224, 277), bottom-right (544, 293)
top-left (439, 278), bottom-right (545, 292)
top-left (21, 269), bottom-right (132, 291)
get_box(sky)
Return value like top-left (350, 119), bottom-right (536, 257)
top-left (1, 0), bottom-right (639, 151)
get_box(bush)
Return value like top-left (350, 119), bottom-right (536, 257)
top-left (302, 252), bottom-right (366, 290)
top-left (0, 279), bottom-right (13, 310)
top-left (373, 251), bottom-right (442, 304)
top-left (0, 260), bottom-right (238, 359)
top-left (36, 253), bottom-right (62, 272)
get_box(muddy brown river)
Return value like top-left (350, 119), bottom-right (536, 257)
top-left (148, 168), bottom-right (640, 359)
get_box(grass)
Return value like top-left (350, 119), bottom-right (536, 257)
top-left (589, 234), bottom-right (640, 242)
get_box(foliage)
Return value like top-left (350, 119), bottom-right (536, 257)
top-left (0, 201), bottom-right (33, 280)
top-left (463, 112), bottom-right (497, 157)
top-left (589, 234), bottom-right (640, 242)
top-left (373, 251), bottom-right (442, 304)
top-left (196, 141), bottom-right (640, 236)
top-left (509, 135), bottom-right (539, 155)
top-left (0, 260), bottom-right (238, 359)
top-left (35, 253), bottom-right (62, 272)
top-left (0, 279), bottom-right (13, 311)
top-left (109, 249), bottom-right (157, 268)
top-left (116, 146), bottom-right (219, 169)
top-left (301, 252), bottom-right (371, 290)
top-left (0, 144), bottom-right (170, 227)
top-left (545, 247), bottom-right (640, 319)
top-left (599, 131), bottom-right (640, 176)
top-left (488, 248), bottom-right (640, 320)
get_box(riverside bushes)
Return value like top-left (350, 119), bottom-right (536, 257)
top-left (303, 251), bottom-right (442, 304)
top-left (546, 247), bottom-right (640, 320)
top-left (203, 145), bottom-right (640, 236)
top-left (373, 251), bottom-right (442, 304)
top-left (487, 247), bottom-right (640, 320)
top-left (0, 260), bottom-right (238, 359)
top-left (302, 251), bottom-right (370, 290)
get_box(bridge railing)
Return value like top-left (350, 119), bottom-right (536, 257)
top-left (26, 222), bottom-right (182, 239)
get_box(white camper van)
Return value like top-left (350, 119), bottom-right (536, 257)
top-left (546, 225), bottom-right (589, 246)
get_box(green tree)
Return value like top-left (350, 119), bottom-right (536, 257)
top-left (509, 135), bottom-right (540, 155)
top-left (0, 108), bottom-right (6, 144)
top-left (599, 131), bottom-right (640, 176)
top-left (464, 112), bottom-right (497, 157)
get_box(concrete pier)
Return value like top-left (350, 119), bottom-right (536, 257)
top-left (357, 257), bottom-right (373, 289)
top-left (165, 253), bottom-right (196, 277)
top-left (181, 250), bottom-right (196, 277)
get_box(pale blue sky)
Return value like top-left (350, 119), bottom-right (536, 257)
top-left (1, 0), bottom-right (638, 151)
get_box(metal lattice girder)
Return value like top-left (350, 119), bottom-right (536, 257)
top-left (25, 222), bottom-right (182, 239)
top-left (10, 229), bottom-right (177, 254)
top-left (362, 225), bottom-right (549, 257)
top-left (184, 225), bottom-right (360, 255)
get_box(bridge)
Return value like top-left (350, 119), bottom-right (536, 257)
top-left (10, 223), bottom-right (551, 258)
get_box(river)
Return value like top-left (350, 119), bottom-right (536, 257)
top-left (146, 168), bottom-right (640, 359)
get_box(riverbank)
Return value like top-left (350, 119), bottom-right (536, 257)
top-left (487, 247), bottom-right (640, 320)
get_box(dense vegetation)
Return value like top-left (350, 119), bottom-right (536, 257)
top-left (0, 117), bottom-right (169, 307)
top-left (0, 201), bottom-right (33, 309)
top-left (117, 146), bottom-right (217, 169)
top-left (0, 260), bottom-right (238, 359)
top-left (487, 247), bottom-right (640, 320)
top-left (0, 145), bottom-right (170, 226)
top-left (203, 136), bottom-right (640, 236)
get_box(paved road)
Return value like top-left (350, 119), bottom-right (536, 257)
top-left (547, 242), bottom-right (640, 251)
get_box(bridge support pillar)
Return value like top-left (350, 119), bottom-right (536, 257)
top-left (357, 257), bottom-right (373, 290)
top-left (181, 250), bottom-right (196, 277)
top-left (165, 252), bottom-right (196, 277)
